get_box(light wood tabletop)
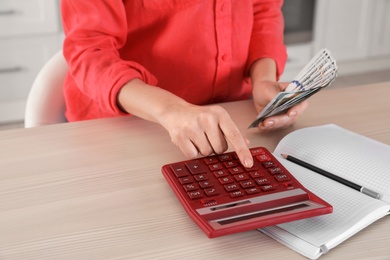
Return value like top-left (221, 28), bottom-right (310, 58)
top-left (0, 82), bottom-right (389, 259)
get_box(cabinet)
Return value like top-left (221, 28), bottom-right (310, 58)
top-left (370, 0), bottom-right (390, 56)
top-left (0, 0), bottom-right (63, 123)
top-left (313, 0), bottom-right (372, 61)
top-left (282, 0), bottom-right (390, 81)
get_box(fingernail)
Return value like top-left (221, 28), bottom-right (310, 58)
top-left (266, 120), bottom-right (275, 127)
top-left (244, 157), bottom-right (253, 168)
top-left (289, 111), bottom-right (297, 117)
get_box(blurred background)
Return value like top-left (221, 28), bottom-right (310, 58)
top-left (1, 0), bottom-right (390, 130)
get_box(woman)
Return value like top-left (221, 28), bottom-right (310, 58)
top-left (61, 0), bottom-right (307, 168)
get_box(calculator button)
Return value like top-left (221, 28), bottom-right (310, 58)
top-left (268, 167), bottom-right (283, 175)
top-left (245, 164), bottom-right (259, 171)
top-left (250, 148), bottom-right (265, 156)
top-left (224, 161), bottom-right (238, 168)
top-left (219, 154), bottom-right (234, 161)
top-left (194, 174), bottom-right (208, 181)
top-left (208, 163), bottom-right (224, 171)
top-left (246, 187), bottom-right (261, 194)
top-left (229, 167), bottom-right (244, 175)
top-left (179, 177), bottom-right (193, 185)
top-left (249, 170), bottom-right (264, 178)
top-left (204, 188), bottom-right (219, 197)
top-left (183, 183), bottom-right (198, 192)
top-left (274, 174), bottom-right (290, 182)
top-left (218, 176), bottom-right (234, 185)
top-left (262, 161), bottom-right (275, 168)
top-left (203, 157), bottom-right (218, 165)
top-left (187, 191), bottom-right (204, 199)
top-left (170, 164), bottom-right (190, 178)
top-left (256, 154), bottom-right (271, 162)
top-left (224, 183), bottom-right (240, 192)
top-left (185, 161), bottom-right (206, 174)
top-left (199, 181), bottom-right (214, 188)
top-left (255, 178), bottom-right (271, 185)
top-left (213, 170), bottom-right (229, 178)
top-left (234, 173), bottom-right (249, 181)
top-left (260, 185), bottom-right (275, 192)
top-left (230, 190), bottom-right (245, 198)
top-left (240, 180), bottom-right (255, 189)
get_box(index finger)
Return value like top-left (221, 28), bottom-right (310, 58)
top-left (219, 116), bottom-right (253, 168)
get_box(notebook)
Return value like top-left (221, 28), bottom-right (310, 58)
top-left (259, 124), bottom-right (390, 259)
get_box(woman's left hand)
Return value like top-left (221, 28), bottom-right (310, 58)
top-left (252, 80), bottom-right (308, 131)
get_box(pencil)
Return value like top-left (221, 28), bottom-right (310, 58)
top-left (281, 154), bottom-right (381, 199)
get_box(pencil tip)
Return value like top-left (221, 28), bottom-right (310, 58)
top-left (281, 154), bottom-right (287, 159)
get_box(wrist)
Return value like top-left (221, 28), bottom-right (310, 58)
top-left (249, 58), bottom-right (277, 85)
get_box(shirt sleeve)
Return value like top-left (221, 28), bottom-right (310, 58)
top-left (247, 0), bottom-right (287, 80)
top-left (61, 0), bottom-right (158, 115)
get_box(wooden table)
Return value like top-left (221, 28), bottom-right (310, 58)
top-left (1, 82), bottom-right (389, 259)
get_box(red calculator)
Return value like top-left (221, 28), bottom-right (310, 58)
top-left (162, 147), bottom-right (332, 238)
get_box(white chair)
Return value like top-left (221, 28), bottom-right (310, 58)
top-left (24, 50), bottom-right (68, 128)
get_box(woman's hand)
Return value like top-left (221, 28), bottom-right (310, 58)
top-left (117, 78), bottom-right (254, 168)
top-left (252, 80), bottom-right (308, 130)
top-left (159, 102), bottom-right (254, 168)
top-left (249, 58), bottom-right (308, 131)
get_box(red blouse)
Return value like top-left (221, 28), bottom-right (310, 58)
top-left (61, 0), bottom-right (287, 121)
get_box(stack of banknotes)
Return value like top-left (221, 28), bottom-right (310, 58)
top-left (249, 48), bottom-right (338, 128)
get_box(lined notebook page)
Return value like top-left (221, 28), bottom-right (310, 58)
top-left (267, 159), bottom-right (389, 247)
top-left (274, 124), bottom-right (390, 203)
top-left (260, 124), bottom-right (390, 257)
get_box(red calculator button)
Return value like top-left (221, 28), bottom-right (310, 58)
top-left (224, 161), bottom-right (238, 168)
top-left (240, 180), bottom-right (255, 189)
top-left (249, 170), bottom-right (264, 178)
top-left (230, 190), bottom-right (245, 198)
top-left (229, 167), bottom-right (244, 175)
top-left (204, 188), bottom-right (219, 197)
top-left (261, 185), bottom-right (275, 192)
top-left (250, 148), bottom-right (265, 156)
top-left (188, 191), bottom-right (204, 200)
top-left (219, 154), bottom-right (234, 161)
top-left (194, 174), bottom-right (208, 181)
top-left (208, 163), bottom-right (224, 171)
top-left (268, 167), bottom-right (283, 175)
top-left (186, 161), bottom-right (206, 174)
top-left (234, 173), bottom-right (249, 181)
top-left (199, 181), bottom-right (214, 188)
top-left (224, 183), bottom-right (240, 192)
top-left (203, 157), bottom-right (218, 165)
top-left (213, 170), bottom-right (229, 178)
top-left (179, 177), bottom-right (193, 185)
top-left (256, 154), bottom-right (271, 162)
top-left (183, 183), bottom-right (198, 192)
top-left (262, 161), bottom-right (275, 168)
top-left (274, 174), bottom-right (291, 182)
top-left (170, 164), bottom-right (190, 178)
top-left (246, 187), bottom-right (261, 194)
top-left (218, 176), bottom-right (234, 185)
top-left (245, 164), bottom-right (259, 171)
top-left (255, 178), bottom-right (271, 185)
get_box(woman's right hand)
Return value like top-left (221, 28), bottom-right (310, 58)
top-left (117, 78), bottom-right (253, 168)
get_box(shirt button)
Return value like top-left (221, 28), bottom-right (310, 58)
top-left (220, 4), bottom-right (225, 12)
top-left (221, 54), bottom-right (227, 61)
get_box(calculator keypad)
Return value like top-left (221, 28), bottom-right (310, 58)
top-left (169, 148), bottom-right (297, 204)
top-left (162, 146), bottom-right (333, 238)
